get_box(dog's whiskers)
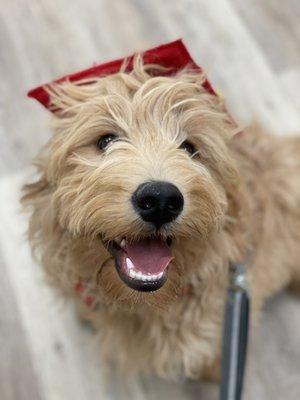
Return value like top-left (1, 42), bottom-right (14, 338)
top-left (96, 255), bottom-right (114, 285)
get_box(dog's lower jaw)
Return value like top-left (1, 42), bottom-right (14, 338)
top-left (115, 256), bottom-right (168, 292)
top-left (103, 235), bottom-right (174, 292)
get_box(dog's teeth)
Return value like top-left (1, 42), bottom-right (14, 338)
top-left (126, 258), bottom-right (134, 270)
top-left (129, 269), bottom-right (135, 278)
top-left (120, 239), bottom-right (126, 248)
top-left (126, 267), bottom-right (164, 282)
top-left (136, 272), bottom-right (143, 280)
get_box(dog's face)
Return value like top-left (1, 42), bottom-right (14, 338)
top-left (40, 63), bottom-right (238, 307)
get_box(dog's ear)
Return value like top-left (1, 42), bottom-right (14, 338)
top-left (21, 158), bottom-right (53, 223)
top-left (21, 174), bottom-right (50, 206)
top-left (230, 125), bottom-right (246, 140)
top-left (21, 165), bottom-right (57, 254)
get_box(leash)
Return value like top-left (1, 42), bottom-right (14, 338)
top-left (219, 262), bottom-right (250, 400)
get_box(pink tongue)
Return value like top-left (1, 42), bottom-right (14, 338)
top-left (125, 238), bottom-right (173, 274)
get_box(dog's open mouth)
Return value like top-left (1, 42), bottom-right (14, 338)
top-left (104, 237), bottom-right (173, 292)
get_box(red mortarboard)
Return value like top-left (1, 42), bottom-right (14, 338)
top-left (28, 39), bottom-right (216, 112)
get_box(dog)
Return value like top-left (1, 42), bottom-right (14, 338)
top-left (22, 53), bottom-right (300, 382)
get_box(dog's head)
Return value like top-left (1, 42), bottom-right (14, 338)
top-left (24, 59), bottom-right (240, 308)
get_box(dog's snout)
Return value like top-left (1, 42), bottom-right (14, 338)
top-left (132, 181), bottom-right (184, 229)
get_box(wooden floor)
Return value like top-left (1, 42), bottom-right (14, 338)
top-left (0, 1), bottom-right (300, 399)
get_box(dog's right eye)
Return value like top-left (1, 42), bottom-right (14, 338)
top-left (179, 140), bottom-right (195, 156)
top-left (96, 134), bottom-right (118, 151)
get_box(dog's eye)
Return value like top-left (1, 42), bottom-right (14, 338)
top-left (179, 140), bottom-right (195, 156)
top-left (96, 134), bottom-right (118, 150)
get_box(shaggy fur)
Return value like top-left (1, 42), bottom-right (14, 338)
top-left (22, 57), bottom-right (300, 381)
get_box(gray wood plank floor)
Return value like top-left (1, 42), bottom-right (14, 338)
top-left (0, 1), bottom-right (300, 399)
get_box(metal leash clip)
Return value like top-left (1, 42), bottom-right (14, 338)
top-left (219, 262), bottom-right (250, 400)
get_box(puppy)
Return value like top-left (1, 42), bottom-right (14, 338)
top-left (22, 57), bottom-right (300, 380)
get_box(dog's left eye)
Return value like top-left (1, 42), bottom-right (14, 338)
top-left (96, 134), bottom-right (118, 150)
top-left (179, 140), bottom-right (195, 156)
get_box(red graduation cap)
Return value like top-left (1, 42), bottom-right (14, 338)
top-left (27, 39), bottom-right (216, 112)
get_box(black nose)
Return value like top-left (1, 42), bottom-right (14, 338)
top-left (131, 181), bottom-right (184, 229)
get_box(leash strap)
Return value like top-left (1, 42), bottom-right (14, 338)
top-left (219, 263), bottom-right (250, 400)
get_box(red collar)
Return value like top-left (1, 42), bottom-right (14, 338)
top-left (28, 39), bottom-right (216, 111)
top-left (74, 280), bottom-right (99, 309)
